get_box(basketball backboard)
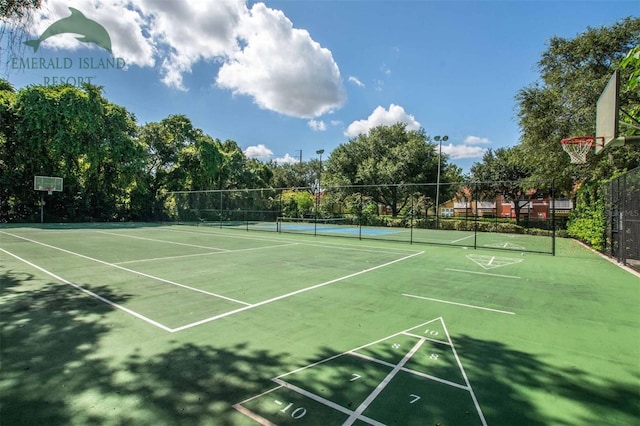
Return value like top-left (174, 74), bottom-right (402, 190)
top-left (595, 70), bottom-right (620, 154)
top-left (34, 176), bottom-right (63, 193)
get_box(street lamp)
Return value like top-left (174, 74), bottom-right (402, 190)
top-left (433, 135), bottom-right (448, 229)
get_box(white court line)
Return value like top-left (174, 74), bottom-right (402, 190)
top-left (343, 339), bottom-right (425, 425)
top-left (97, 230), bottom-right (230, 251)
top-left (399, 366), bottom-right (470, 391)
top-left (114, 242), bottom-right (299, 265)
top-left (171, 250), bottom-right (424, 332)
top-left (402, 293), bottom-right (515, 315)
top-left (441, 320), bottom-right (488, 426)
top-left (350, 351), bottom-right (469, 390)
top-left (445, 267), bottom-right (521, 279)
top-left (0, 247), bottom-right (173, 332)
top-left (232, 405), bottom-right (277, 426)
top-left (273, 379), bottom-right (356, 417)
top-left (450, 234), bottom-right (474, 244)
top-left (275, 317), bottom-right (441, 380)
top-left (163, 226), bottom-right (420, 254)
top-left (0, 231), bottom-right (250, 306)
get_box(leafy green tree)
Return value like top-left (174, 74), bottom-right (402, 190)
top-left (516, 17), bottom-right (640, 187)
top-left (469, 146), bottom-right (535, 224)
top-left (1, 0), bottom-right (43, 72)
top-left (1, 83), bottom-right (142, 221)
top-left (135, 115), bottom-right (223, 218)
top-left (325, 123), bottom-right (459, 217)
top-left (269, 160), bottom-right (318, 189)
top-left (619, 45), bottom-right (640, 137)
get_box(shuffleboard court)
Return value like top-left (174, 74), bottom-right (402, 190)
top-left (1, 223), bottom-right (638, 425)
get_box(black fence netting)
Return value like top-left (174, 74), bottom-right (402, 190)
top-left (603, 167), bottom-right (640, 272)
top-left (166, 181), bottom-right (572, 255)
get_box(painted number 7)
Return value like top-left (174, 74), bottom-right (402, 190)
top-left (409, 394), bottom-right (421, 404)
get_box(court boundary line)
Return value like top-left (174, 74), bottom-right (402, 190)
top-left (450, 234), bottom-right (474, 244)
top-left (0, 247), bottom-right (173, 332)
top-left (114, 242), bottom-right (300, 265)
top-left (445, 267), bottom-right (521, 279)
top-left (171, 250), bottom-right (425, 332)
top-left (402, 293), bottom-right (516, 315)
top-left (163, 226), bottom-right (421, 254)
top-left (1, 230), bottom-right (424, 333)
top-left (442, 320), bottom-right (488, 426)
top-left (97, 230), bottom-right (231, 251)
top-left (0, 231), bottom-right (250, 306)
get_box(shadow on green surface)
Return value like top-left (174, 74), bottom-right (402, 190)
top-left (269, 335), bottom-right (639, 425)
top-left (0, 269), bottom-right (285, 425)
top-left (1, 267), bottom-right (638, 425)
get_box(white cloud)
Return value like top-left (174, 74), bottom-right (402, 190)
top-left (25, 0), bottom-right (156, 67)
top-left (216, 2), bottom-right (346, 117)
top-left (274, 153), bottom-right (299, 164)
top-left (464, 136), bottom-right (491, 145)
top-left (330, 120), bottom-right (343, 126)
top-left (308, 120), bottom-right (327, 131)
top-left (28, 0), bottom-right (346, 117)
top-left (344, 104), bottom-right (421, 137)
top-left (348, 76), bottom-right (365, 87)
top-left (244, 144), bottom-right (273, 159)
top-left (442, 144), bottom-right (487, 160)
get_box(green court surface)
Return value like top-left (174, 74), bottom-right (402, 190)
top-left (1, 224), bottom-right (638, 425)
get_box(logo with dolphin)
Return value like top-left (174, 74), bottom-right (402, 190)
top-left (24, 7), bottom-right (112, 54)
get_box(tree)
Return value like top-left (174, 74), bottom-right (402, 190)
top-left (619, 45), bottom-right (640, 138)
top-left (269, 160), bottom-right (318, 189)
top-left (0, 83), bottom-right (142, 221)
top-left (134, 115), bottom-right (226, 218)
top-left (516, 17), bottom-right (640, 187)
top-left (1, 0), bottom-right (43, 73)
top-left (469, 146), bottom-right (536, 224)
top-left (325, 123), bottom-right (459, 217)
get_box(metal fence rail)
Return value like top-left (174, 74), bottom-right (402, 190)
top-left (603, 167), bottom-right (640, 272)
top-left (166, 181), bottom-right (570, 255)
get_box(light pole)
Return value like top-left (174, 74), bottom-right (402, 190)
top-left (433, 135), bottom-right (448, 229)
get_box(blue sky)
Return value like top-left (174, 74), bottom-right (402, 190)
top-left (4, 0), bottom-right (639, 172)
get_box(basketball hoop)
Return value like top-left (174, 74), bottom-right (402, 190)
top-left (561, 136), bottom-right (599, 164)
top-left (45, 187), bottom-right (53, 195)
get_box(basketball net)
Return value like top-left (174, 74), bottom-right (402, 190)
top-left (561, 136), bottom-right (594, 164)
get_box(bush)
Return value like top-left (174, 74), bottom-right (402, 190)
top-left (566, 182), bottom-right (606, 250)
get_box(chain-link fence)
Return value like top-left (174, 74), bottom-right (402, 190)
top-left (603, 167), bottom-right (640, 272)
top-left (166, 181), bottom-right (570, 255)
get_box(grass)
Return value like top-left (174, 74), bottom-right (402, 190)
top-left (1, 223), bottom-right (638, 425)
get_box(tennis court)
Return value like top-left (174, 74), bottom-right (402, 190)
top-left (1, 223), bottom-right (638, 425)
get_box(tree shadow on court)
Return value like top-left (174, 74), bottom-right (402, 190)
top-left (294, 335), bottom-right (639, 426)
top-left (453, 334), bottom-right (640, 425)
top-left (1, 268), bottom-right (291, 425)
top-left (1, 269), bottom-right (135, 424)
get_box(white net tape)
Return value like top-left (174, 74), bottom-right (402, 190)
top-left (561, 138), bottom-right (593, 164)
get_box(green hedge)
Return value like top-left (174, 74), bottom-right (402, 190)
top-left (566, 182), bottom-right (606, 250)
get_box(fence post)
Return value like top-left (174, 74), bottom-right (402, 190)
top-left (473, 188), bottom-right (478, 250)
top-left (552, 179), bottom-right (556, 256)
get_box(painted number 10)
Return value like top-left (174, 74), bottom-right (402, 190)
top-left (424, 329), bottom-right (439, 336)
top-left (278, 402), bottom-right (307, 419)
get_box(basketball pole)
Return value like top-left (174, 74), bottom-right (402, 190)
top-left (40, 192), bottom-right (44, 224)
